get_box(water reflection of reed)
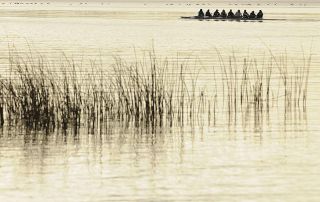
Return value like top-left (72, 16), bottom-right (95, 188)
top-left (0, 48), bottom-right (311, 132)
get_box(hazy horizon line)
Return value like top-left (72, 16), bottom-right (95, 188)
top-left (0, 0), bottom-right (319, 2)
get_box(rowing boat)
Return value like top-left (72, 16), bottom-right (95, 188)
top-left (180, 16), bottom-right (275, 21)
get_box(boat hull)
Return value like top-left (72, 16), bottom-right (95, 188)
top-left (180, 16), bottom-right (268, 21)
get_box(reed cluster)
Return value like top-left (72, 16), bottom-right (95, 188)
top-left (0, 48), bottom-right (311, 131)
top-left (216, 50), bottom-right (311, 130)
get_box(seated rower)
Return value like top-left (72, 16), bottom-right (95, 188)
top-left (198, 9), bottom-right (204, 18)
top-left (249, 11), bottom-right (256, 19)
top-left (205, 9), bottom-right (212, 17)
top-left (235, 10), bottom-right (242, 18)
top-left (243, 10), bottom-right (249, 19)
top-left (227, 9), bottom-right (235, 18)
top-left (257, 10), bottom-right (263, 18)
top-left (220, 9), bottom-right (227, 18)
top-left (213, 9), bottom-right (220, 17)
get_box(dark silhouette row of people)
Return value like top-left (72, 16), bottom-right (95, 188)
top-left (198, 9), bottom-right (263, 19)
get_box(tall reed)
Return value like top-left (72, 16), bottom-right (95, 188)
top-left (0, 48), bottom-right (312, 131)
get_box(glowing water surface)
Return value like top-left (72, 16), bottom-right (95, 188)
top-left (0, 2), bottom-right (320, 202)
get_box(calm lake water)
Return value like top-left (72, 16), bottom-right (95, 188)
top-left (0, 1), bottom-right (320, 202)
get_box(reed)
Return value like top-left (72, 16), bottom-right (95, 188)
top-left (0, 48), bottom-right (312, 131)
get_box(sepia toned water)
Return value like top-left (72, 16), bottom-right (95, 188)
top-left (0, 2), bottom-right (320, 201)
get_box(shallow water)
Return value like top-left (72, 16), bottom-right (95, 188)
top-left (0, 2), bottom-right (320, 202)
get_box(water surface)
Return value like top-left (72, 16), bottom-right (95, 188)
top-left (0, 2), bottom-right (320, 202)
